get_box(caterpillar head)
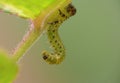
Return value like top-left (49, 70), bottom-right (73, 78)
top-left (66, 4), bottom-right (76, 16)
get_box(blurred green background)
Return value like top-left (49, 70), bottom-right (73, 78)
top-left (0, 0), bottom-right (120, 83)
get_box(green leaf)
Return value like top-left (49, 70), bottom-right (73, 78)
top-left (0, 50), bottom-right (18, 83)
top-left (0, 0), bottom-right (63, 19)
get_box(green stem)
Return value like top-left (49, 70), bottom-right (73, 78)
top-left (12, 24), bottom-right (42, 62)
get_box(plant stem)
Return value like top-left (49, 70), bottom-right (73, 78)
top-left (12, 23), bottom-right (42, 62)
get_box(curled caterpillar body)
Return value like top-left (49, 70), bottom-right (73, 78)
top-left (42, 4), bottom-right (76, 64)
top-left (42, 51), bottom-right (65, 64)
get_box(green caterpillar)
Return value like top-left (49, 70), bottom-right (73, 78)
top-left (42, 4), bottom-right (76, 64)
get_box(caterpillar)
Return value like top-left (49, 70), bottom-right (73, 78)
top-left (42, 4), bottom-right (76, 64)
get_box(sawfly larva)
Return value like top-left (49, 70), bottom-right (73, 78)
top-left (42, 4), bottom-right (76, 64)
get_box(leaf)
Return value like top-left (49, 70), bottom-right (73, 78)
top-left (0, 0), bottom-right (63, 19)
top-left (0, 50), bottom-right (18, 83)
